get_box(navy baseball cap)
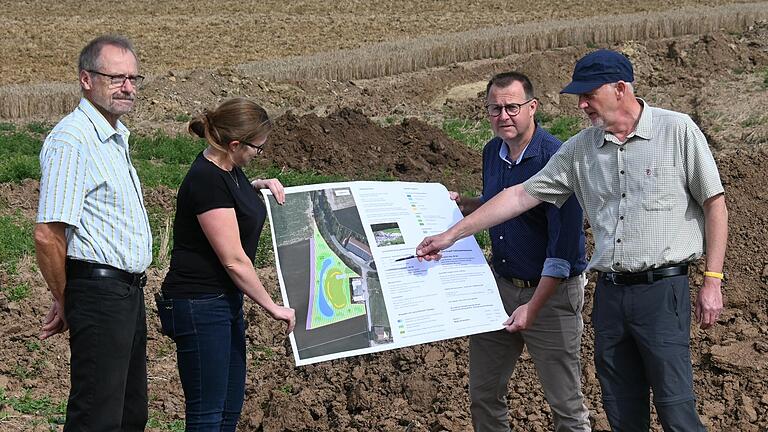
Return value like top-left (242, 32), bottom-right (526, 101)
top-left (560, 49), bottom-right (634, 94)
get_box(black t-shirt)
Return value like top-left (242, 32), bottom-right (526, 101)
top-left (162, 152), bottom-right (267, 298)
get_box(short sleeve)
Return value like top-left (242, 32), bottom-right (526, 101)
top-left (682, 117), bottom-right (724, 205)
top-left (184, 163), bottom-right (235, 215)
top-left (37, 138), bottom-right (87, 227)
top-left (523, 140), bottom-right (577, 208)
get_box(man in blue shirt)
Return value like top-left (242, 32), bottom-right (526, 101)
top-left (451, 72), bottom-right (590, 431)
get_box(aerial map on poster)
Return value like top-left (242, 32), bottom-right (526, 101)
top-left (262, 181), bottom-right (507, 366)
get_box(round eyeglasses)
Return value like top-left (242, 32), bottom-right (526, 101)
top-left (485, 98), bottom-right (535, 117)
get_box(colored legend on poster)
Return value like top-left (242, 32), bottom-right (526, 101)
top-left (406, 194), bottom-right (426, 226)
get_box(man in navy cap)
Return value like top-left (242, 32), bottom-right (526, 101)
top-left (416, 49), bottom-right (727, 431)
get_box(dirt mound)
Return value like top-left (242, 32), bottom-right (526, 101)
top-left (712, 149), bottom-right (768, 310)
top-left (263, 108), bottom-right (482, 192)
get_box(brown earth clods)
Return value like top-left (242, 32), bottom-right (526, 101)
top-left (264, 108), bottom-right (482, 192)
top-left (1, 11), bottom-right (768, 432)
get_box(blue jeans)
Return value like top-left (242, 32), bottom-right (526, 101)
top-left (156, 292), bottom-right (246, 432)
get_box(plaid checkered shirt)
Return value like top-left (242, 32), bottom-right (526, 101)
top-left (523, 99), bottom-right (724, 273)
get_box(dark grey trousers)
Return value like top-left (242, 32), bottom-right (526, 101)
top-left (593, 274), bottom-right (706, 432)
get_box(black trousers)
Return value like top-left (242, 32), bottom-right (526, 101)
top-left (64, 276), bottom-right (148, 432)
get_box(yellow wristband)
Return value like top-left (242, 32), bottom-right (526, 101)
top-left (704, 271), bottom-right (724, 280)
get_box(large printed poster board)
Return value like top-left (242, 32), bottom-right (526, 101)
top-left (262, 181), bottom-right (507, 365)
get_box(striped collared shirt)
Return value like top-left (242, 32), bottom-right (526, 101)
top-left (37, 98), bottom-right (152, 273)
top-left (523, 99), bottom-right (724, 273)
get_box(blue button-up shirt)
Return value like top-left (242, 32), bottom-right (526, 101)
top-left (37, 98), bottom-right (153, 273)
top-left (480, 125), bottom-right (586, 281)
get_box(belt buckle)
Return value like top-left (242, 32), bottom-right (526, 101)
top-left (138, 273), bottom-right (148, 287)
top-left (509, 278), bottom-right (535, 288)
top-left (605, 272), bottom-right (621, 285)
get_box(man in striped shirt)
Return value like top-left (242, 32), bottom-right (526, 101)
top-left (417, 50), bottom-right (726, 431)
top-left (34, 35), bottom-right (152, 431)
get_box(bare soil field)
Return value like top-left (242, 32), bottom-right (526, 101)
top-left (1, 0), bottom-right (760, 86)
top-left (1, 2), bottom-right (768, 431)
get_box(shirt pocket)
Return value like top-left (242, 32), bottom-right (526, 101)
top-left (641, 166), bottom-right (679, 211)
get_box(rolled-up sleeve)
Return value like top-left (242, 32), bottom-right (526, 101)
top-left (541, 193), bottom-right (584, 278)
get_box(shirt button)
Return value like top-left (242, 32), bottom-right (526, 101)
top-left (616, 239), bottom-right (622, 243)
top-left (620, 216), bottom-right (624, 220)
top-left (499, 236), bottom-right (503, 240)
top-left (619, 147), bottom-right (625, 152)
top-left (621, 193), bottom-right (626, 198)
top-left (620, 170), bottom-right (625, 174)
top-left (501, 259), bottom-right (506, 263)
top-left (615, 262), bottom-right (621, 266)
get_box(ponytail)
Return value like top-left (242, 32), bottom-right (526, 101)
top-left (188, 98), bottom-right (272, 153)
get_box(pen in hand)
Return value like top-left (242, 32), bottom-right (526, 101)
top-left (394, 255), bottom-right (417, 262)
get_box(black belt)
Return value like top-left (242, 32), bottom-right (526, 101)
top-left (602, 264), bottom-right (688, 285)
top-left (66, 259), bottom-right (147, 287)
top-left (502, 276), bottom-right (540, 289)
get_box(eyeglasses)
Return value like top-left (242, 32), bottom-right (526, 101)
top-left (485, 98), bottom-right (535, 117)
top-left (87, 70), bottom-right (145, 88)
top-left (241, 140), bottom-right (265, 155)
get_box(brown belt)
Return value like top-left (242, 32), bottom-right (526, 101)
top-left (502, 276), bottom-right (540, 289)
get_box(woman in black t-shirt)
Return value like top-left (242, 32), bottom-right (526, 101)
top-left (156, 98), bottom-right (295, 431)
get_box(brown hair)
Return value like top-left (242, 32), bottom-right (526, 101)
top-left (188, 98), bottom-right (272, 153)
top-left (486, 71), bottom-right (534, 99)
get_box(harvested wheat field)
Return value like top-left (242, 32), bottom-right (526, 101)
top-left (1, 1), bottom-right (768, 431)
